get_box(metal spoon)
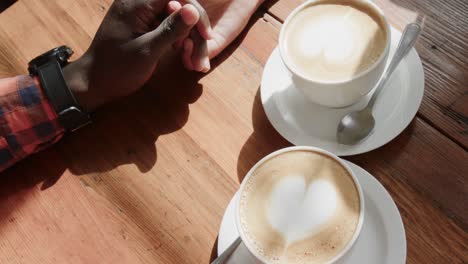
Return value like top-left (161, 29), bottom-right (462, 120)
top-left (211, 237), bottom-right (242, 264)
top-left (337, 23), bottom-right (422, 145)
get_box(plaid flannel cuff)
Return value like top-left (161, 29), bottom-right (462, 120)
top-left (0, 75), bottom-right (64, 171)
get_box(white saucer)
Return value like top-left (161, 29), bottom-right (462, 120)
top-left (217, 161), bottom-right (406, 264)
top-left (261, 27), bottom-right (424, 156)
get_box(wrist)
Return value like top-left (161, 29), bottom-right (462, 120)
top-left (63, 54), bottom-right (102, 112)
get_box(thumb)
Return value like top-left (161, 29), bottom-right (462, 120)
top-left (132, 4), bottom-right (199, 58)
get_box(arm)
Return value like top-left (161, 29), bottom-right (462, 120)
top-left (0, 76), bottom-right (64, 171)
top-left (0, 0), bottom-right (206, 173)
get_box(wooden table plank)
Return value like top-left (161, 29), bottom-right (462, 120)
top-left (265, 0), bottom-right (468, 149)
top-left (0, 1), bottom-right (467, 264)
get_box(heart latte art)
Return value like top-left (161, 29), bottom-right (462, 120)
top-left (283, 0), bottom-right (387, 82)
top-left (239, 150), bottom-right (361, 264)
top-left (268, 177), bottom-right (338, 243)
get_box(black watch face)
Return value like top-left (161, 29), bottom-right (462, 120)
top-left (28, 46), bottom-right (73, 74)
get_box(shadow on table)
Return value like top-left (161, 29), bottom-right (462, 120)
top-left (62, 56), bottom-right (203, 176)
top-left (346, 119), bottom-right (416, 178)
top-left (236, 88), bottom-right (291, 183)
top-left (235, 84), bottom-right (416, 183)
top-left (209, 236), bottom-right (219, 262)
top-left (0, 8), bottom-right (259, 262)
top-left (0, 3), bottom-right (255, 187)
top-left (225, 83), bottom-right (415, 262)
top-left (0, 55), bottom-right (204, 236)
top-left (0, 0), bottom-right (425, 260)
top-left (0, 54), bottom-right (222, 261)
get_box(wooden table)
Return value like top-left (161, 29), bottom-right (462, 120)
top-left (0, 0), bottom-right (466, 263)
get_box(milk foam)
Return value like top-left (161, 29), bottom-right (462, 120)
top-left (285, 1), bottom-right (387, 82)
top-left (267, 176), bottom-right (338, 243)
top-left (239, 150), bottom-right (361, 264)
top-left (299, 13), bottom-right (358, 63)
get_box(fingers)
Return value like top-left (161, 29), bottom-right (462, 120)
top-left (182, 38), bottom-right (194, 70)
top-left (167, 1), bottom-right (181, 13)
top-left (207, 39), bottom-right (223, 59)
top-left (190, 30), bottom-right (210, 72)
top-left (183, 0), bottom-right (211, 72)
top-left (185, 0), bottom-right (212, 40)
top-left (181, 32), bottom-right (210, 72)
top-left (179, 5), bottom-right (200, 31)
top-left (146, 0), bottom-right (173, 13)
top-left (134, 4), bottom-right (200, 58)
top-left (168, 0), bottom-right (211, 72)
top-left (168, 1), bottom-right (183, 50)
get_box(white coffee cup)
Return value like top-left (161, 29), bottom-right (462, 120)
top-left (236, 146), bottom-right (365, 264)
top-left (279, 0), bottom-right (391, 108)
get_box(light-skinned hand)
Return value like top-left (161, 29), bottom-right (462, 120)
top-left (180, 0), bottom-right (265, 72)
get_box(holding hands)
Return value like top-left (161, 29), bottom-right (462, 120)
top-left (182, 0), bottom-right (264, 69)
top-left (64, 0), bottom-right (264, 111)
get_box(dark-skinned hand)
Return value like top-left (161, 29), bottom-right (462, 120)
top-left (64, 0), bottom-right (211, 111)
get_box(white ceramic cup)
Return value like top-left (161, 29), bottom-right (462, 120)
top-left (235, 146), bottom-right (365, 264)
top-left (279, 0), bottom-right (391, 108)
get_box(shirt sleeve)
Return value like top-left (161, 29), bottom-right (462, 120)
top-left (0, 75), bottom-right (64, 172)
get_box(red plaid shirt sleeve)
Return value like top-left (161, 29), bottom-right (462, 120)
top-left (0, 75), bottom-right (64, 172)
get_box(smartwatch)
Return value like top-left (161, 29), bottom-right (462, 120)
top-left (28, 46), bottom-right (91, 132)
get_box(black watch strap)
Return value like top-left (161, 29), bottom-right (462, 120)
top-left (36, 60), bottom-right (91, 131)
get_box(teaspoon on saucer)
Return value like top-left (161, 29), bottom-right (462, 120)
top-left (337, 23), bottom-right (421, 145)
top-left (211, 237), bottom-right (242, 264)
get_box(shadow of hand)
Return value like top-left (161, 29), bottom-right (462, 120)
top-left (0, 52), bottom-right (204, 203)
top-left (236, 88), bottom-right (290, 182)
top-left (63, 53), bottom-right (204, 176)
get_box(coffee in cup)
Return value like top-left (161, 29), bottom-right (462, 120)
top-left (284, 0), bottom-right (387, 82)
top-left (237, 147), bottom-right (364, 263)
top-left (279, 0), bottom-right (391, 108)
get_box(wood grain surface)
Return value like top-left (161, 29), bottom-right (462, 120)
top-left (0, 0), bottom-right (467, 264)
